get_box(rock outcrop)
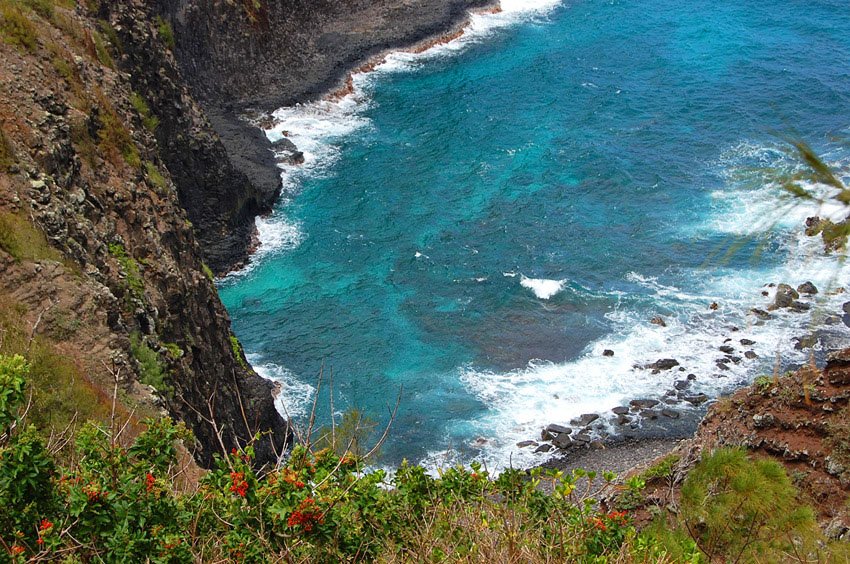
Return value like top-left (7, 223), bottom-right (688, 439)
top-left (0, 2), bottom-right (288, 467)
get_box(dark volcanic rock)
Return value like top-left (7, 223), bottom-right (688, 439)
top-left (661, 408), bottom-right (680, 419)
top-left (650, 316), bottom-right (667, 327)
top-left (570, 414), bottom-right (599, 426)
top-left (769, 283), bottom-right (800, 310)
top-left (516, 440), bottom-right (538, 449)
top-left (553, 434), bottom-right (573, 449)
top-left (797, 281), bottom-right (818, 295)
top-left (535, 443), bottom-right (553, 453)
top-left (674, 380), bottom-right (689, 390)
top-left (645, 358), bottom-right (679, 372)
top-left (611, 406), bottom-right (629, 415)
top-left (750, 308), bottom-right (772, 320)
top-left (602, 349), bottom-right (614, 357)
top-left (719, 345), bottom-right (735, 354)
top-left (684, 393), bottom-right (709, 406)
top-left (545, 423), bottom-right (572, 435)
top-left (740, 338), bottom-right (756, 346)
top-left (630, 399), bottom-right (660, 409)
top-left (745, 351), bottom-right (759, 359)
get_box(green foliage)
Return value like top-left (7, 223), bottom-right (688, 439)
top-left (679, 447), bottom-right (818, 562)
top-left (229, 335), bottom-right (247, 369)
top-left (640, 453), bottom-right (680, 482)
top-left (162, 342), bottom-right (183, 359)
top-left (108, 242), bottom-right (144, 300)
top-left (0, 297), bottom-right (111, 436)
top-left (144, 160), bottom-right (169, 195)
top-left (19, 0), bottom-right (53, 20)
top-left (129, 332), bottom-right (171, 395)
top-left (0, 211), bottom-right (63, 263)
top-left (0, 354), bottom-right (27, 430)
top-left (131, 92), bottom-right (160, 132)
top-left (0, 126), bottom-right (14, 171)
top-left (0, 3), bottom-right (38, 53)
top-left (98, 105), bottom-right (141, 169)
top-left (314, 408), bottom-right (377, 459)
top-left (155, 16), bottom-right (174, 49)
top-left (753, 374), bottom-right (774, 393)
top-left (201, 261), bottom-right (215, 281)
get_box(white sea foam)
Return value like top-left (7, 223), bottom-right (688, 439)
top-left (249, 355), bottom-right (316, 421)
top-left (520, 276), bottom-right (565, 299)
top-left (424, 140), bottom-right (850, 474)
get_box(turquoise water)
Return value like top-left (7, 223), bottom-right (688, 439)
top-left (220, 0), bottom-right (850, 468)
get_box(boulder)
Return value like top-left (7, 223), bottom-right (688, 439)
top-left (750, 308), bottom-right (772, 320)
top-left (602, 349), bottom-right (614, 357)
top-left (552, 434), bottom-right (573, 449)
top-left (740, 338), bottom-right (755, 346)
top-left (684, 393), bottom-right (709, 406)
top-left (569, 414), bottom-right (599, 427)
top-left (616, 414), bottom-right (631, 425)
top-left (744, 351), bottom-right (758, 360)
top-left (516, 440), bottom-right (538, 448)
top-left (630, 398), bottom-right (660, 409)
top-left (545, 423), bottom-right (571, 435)
top-left (640, 409), bottom-right (659, 420)
top-left (611, 406), bottom-right (629, 415)
top-left (719, 345), bottom-right (735, 354)
top-left (650, 316), bottom-right (666, 327)
top-left (572, 431), bottom-right (592, 444)
top-left (797, 281), bottom-right (818, 295)
top-left (646, 358), bottom-right (679, 372)
top-left (661, 408), bottom-right (680, 419)
top-left (534, 444), bottom-right (553, 453)
top-left (768, 283), bottom-right (799, 310)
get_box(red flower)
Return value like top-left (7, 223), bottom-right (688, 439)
top-left (295, 480), bottom-right (305, 489)
top-left (10, 545), bottom-right (24, 555)
top-left (591, 517), bottom-right (607, 531)
top-left (229, 471), bottom-right (249, 497)
top-left (36, 538), bottom-right (44, 546)
top-left (39, 519), bottom-right (53, 531)
top-left (145, 473), bottom-right (156, 493)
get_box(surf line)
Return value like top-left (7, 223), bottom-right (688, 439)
top-left (325, 2), bottom-right (504, 102)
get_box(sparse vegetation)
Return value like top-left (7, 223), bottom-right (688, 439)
top-left (0, 211), bottom-right (63, 263)
top-left (144, 160), bottom-right (168, 194)
top-left (131, 92), bottom-right (160, 132)
top-left (0, 126), bottom-right (14, 171)
top-left (108, 242), bottom-right (145, 300)
top-left (229, 335), bottom-right (248, 369)
top-left (0, 3), bottom-right (38, 53)
top-left (155, 16), bottom-right (174, 49)
top-left (130, 332), bottom-right (171, 395)
top-left (201, 261), bottom-right (215, 281)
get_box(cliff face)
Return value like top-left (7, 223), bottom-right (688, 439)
top-left (0, 1), bottom-right (287, 466)
top-left (156, 0), bottom-right (492, 110)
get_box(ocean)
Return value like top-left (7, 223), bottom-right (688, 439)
top-left (219, 0), bottom-right (850, 470)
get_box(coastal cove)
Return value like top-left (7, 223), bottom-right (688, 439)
top-left (219, 0), bottom-right (850, 471)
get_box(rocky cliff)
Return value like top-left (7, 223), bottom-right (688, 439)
top-left (0, 0), bottom-right (287, 467)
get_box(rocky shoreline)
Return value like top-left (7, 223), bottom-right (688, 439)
top-left (526, 279), bottom-right (850, 474)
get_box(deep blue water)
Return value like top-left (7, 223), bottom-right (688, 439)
top-left (220, 0), bottom-right (850, 468)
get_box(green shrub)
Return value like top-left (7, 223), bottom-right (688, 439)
top-left (679, 447), bottom-right (817, 562)
top-left (20, 0), bottom-right (53, 20)
top-left (129, 332), bottom-right (171, 395)
top-left (108, 242), bottom-right (144, 299)
top-left (201, 261), bottom-right (215, 281)
top-left (229, 335), bottom-right (247, 369)
top-left (0, 126), bottom-right (14, 171)
top-left (131, 92), bottom-right (159, 132)
top-left (0, 211), bottom-right (63, 263)
top-left (155, 16), bottom-right (174, 49)
top-left (144, 160), bottom-right (168, 194)
top-left (0, 4), bottom-right (38, 53)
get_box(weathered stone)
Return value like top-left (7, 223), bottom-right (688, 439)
top-left (616, 414), bottom-right (631, 425)
top-left (684, 393), bottom-right (709, 406)
top-left (545, 423), bottom-right (571, 435)
top-left (570, 414), bottom-right (599, 426)
top-left (602, 349), bottom-right (614, 357)
top-left (752, 413), bottom-right (776, 428)
top-left (640, 409), bottom-right (660, 420)
top-left (744, 351), bottom-right (758, 360)
top-left (572, 432), bottom-right (592, 444)
top-left (552, 434), bottom-right (573, 449)
top-left (611, 406), bottom-right (629, 415)
top-left (740, 338), bottom-right (755, 346)
top-left (750, 308), bottom-right (772, 320)
top-left (650, 316), bottom-right (667, 327)
top-left (674, 380), bottom-right (689, 390)
top-left (719, 345), bottom-right (735, 354)
top-left (516, 440), bottom-right (538, 448)
top-left (534, 443), bottom-right (553, 453)
top-left (646, 358), bottom-right (679, 372)
top-left (661, 408), bottom-right (680, 419)
top-left (630, 399), bottom-right (660, 409)
top-left (769, 283), bottom-right (800, 310)
top-left (797, 281), bottom-right (818, 295)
